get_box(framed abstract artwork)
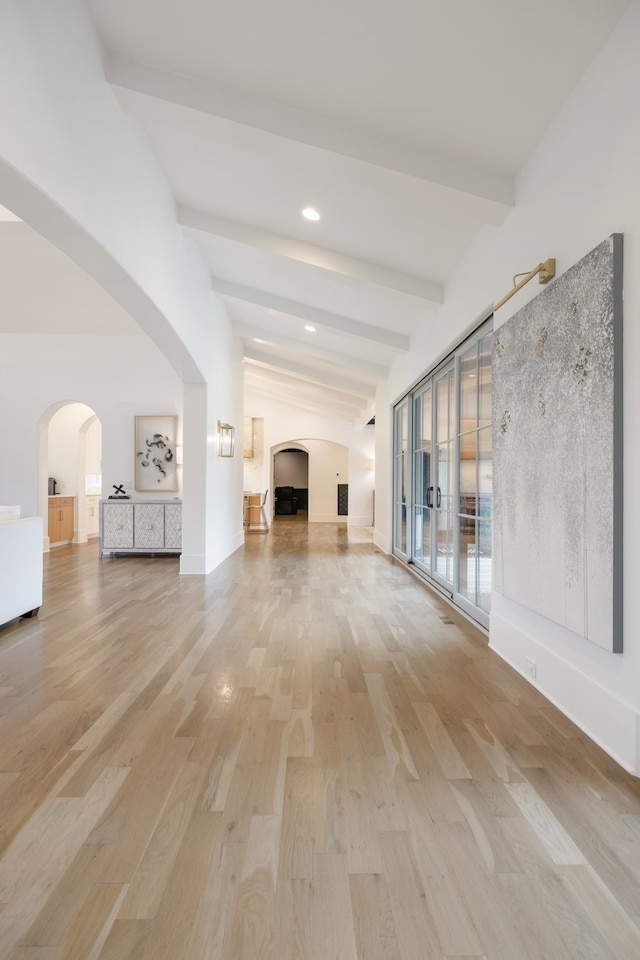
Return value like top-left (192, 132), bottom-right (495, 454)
top-left (493, 235), bottom-right (623, 652)
top-left (134, 416), bottom-right (178, 492)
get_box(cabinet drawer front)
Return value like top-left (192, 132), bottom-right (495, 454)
top-left (134, 503), bottom-right (165, 549)
top-left (164, 503), bottom-right (182, 549)
top-left (102, 502), bottom-right (134, 548)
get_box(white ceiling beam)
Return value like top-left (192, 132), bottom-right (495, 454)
top-left (244, 348), bottom-right (375, 400)
top-left (247, 389), bottom-right (361, 424)
top-left (220, 280), bottom-right (408, 351)
top-left (245, 366), bottom-right (369, 413)
top-left (182, 207), bottom-right (441, 306)
top-left (245, 371), bottom-right (365, 422)
top-left (107, 56), bottom-right (513, 220)
top-left (244, 351), bottom-right (375, 403)
top-left (235, 322), bottom-right (386, 380)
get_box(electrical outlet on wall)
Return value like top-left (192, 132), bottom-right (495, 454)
top-left (525, 657), bottom-right (537, 679)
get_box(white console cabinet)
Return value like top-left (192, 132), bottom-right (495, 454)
top-left (99, 500), bottom-right (182, 557)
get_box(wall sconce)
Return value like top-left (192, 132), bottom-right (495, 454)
top-left (218, 421), bottom-right (235, 458)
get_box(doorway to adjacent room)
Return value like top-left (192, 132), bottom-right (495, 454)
top-left (274, 447), bottom-right (309, 521)
top-left (39, 401), bottom-right (102, 550)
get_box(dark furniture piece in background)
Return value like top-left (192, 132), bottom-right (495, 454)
top-left (293, 488), bottom-right (308, 510)
top-left (274, 486), bottom-right (298, 515)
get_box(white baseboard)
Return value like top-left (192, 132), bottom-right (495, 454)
top-left (179, 554), bottom-right (206, 575)
top-left (490, 598), bottom-right (639, 776)
top-left (180, 530), bottom-right (245, 575)
top-left (373, 531), bottom-right (390, 554)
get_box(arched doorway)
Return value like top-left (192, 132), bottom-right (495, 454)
top-left (274, 447), bottom-right (309, 520)
top-left (271, 439), bottom-right (349, 523)
top-left (39, 401), bottom-right (102, 551)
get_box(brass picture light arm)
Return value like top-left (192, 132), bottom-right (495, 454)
top-left (494, 258), bottom-right (556, 312)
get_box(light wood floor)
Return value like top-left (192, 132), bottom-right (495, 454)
top-left (1, 523), bottom-right (639, 959)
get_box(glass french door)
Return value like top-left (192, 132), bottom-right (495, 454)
top-left (393, 321), bottom-right (492, 628)
top-left (393, 400), bottom-right (409, 559)
top-left (412, 383), bottom-right (432, 573)
top-left (433, 364), bottom-right (455, 590)
top-left (411, 363), bottom-right (455, 593)
top-left (455, 332), bottom-right (492, 620)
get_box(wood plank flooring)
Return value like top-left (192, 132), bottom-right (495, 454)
top-left (0, 520), bottom-right (639, 959)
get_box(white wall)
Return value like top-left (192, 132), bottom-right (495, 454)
top-left (0, 0), bottom-right (244, 573)
top-left (306, 440), bottom-right (347, 523)
top-left (85, 418), bottom-right (102, 480)
top-left (380, 2), bottom-right (640, 773)
top-left (245, 389), bottom-right (375, 525)
top-left (274, 451), bottom-right (308, 488)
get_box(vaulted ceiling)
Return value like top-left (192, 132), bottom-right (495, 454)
top-left (2, 1), bottom-right (630, 423)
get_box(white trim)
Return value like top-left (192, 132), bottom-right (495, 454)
top-left (491, 596), bottom-right (640, 775)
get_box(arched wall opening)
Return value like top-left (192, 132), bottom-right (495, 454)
top-left (271, 439), bottom-right (349, 523)
top-left (0, 168), bottom-right (240, 573)
top-left (274, 447), bottom-right (309, 519)
top-left (0, 160), bottom-right (205, 388)
top-left (39, 400), bottom-right (102, 551)
top-left (0, 4), bottom-right (244, 574)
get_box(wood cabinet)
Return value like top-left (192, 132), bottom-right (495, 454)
top-left (48, 496), bottom-right (75, 545)
top-left (99, 500), bottom-right (182, 557)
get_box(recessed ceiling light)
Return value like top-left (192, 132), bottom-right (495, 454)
top-left (302, 207), bottom-right (320, 221)
top-left (253, 337), bottom-right (272, 345)
top-left (305, 325), bottom-right (316, 333)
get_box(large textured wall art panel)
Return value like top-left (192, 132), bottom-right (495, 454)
top-left (493, 235), bottom-right (623, 652)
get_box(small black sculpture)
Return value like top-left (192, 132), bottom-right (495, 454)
top-left (108, 483), bottom-right (130, 500)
